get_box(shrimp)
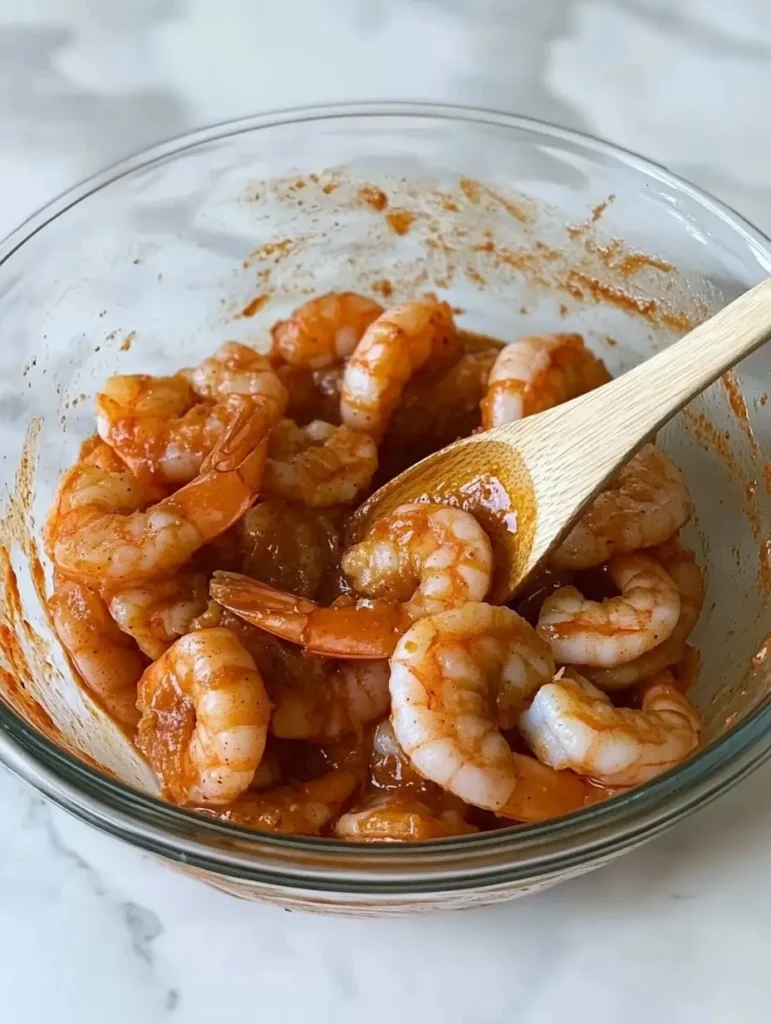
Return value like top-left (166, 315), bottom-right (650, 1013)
top-left (480, 333), bottom-right (611, 429)
top-left (340, 296), bottom-right (459, 440)
top-left (46, 399), bottom-right (268, 590)
top-left (519, 670), bottom-right (701, 787)
top-left (238, 500), bottom-right (342, 599)
top-left (96, 371), bottom-right (255, 486)
top-left (108, 571), bottom-right (209, 660)
top-left (341, 503), bottom-right (493, 621)
top-left (582, 540), bottom-right (704, 689)
top-left (335, 791), bottom-right (477, 842)
top-left (389, 603), bottom-right (593, 821)
top-left (271, 292), bottom-right (383, 369)
top-left (262, 419), bottom-right (378, 507)
top-left (267, 654), bottom-right (390, 741)
top-left (184, 342), bottom-right (288, 421)
top-left (136, 628), bottom-right (271, 805)
top-left (96, 373), bottom-right (195, 425)
top-left (231, 616), bottom-right (390, 739)
top-left (211, 502), bottom-right (494, 657)
top-left (210, 573), bottom-right (406, 658)
top-left (537, 553), bottom-right (681, 667)
top-left (48, 578), bottom-right (146, 727)
top-left (204, 769), bottom-right (359, 834)
top-left (553, 444), bottom-right (693, 569)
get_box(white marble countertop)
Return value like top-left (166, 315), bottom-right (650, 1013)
top-left (2, 2), bottom-right (771, 1021)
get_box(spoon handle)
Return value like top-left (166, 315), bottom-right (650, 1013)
top-left (578, 274), bottom-right (771, 440)
top-left (509, 275), bottom-right (771, 479)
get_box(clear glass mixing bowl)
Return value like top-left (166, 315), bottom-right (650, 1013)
top-left (1, 102), bottom-right (771, 915)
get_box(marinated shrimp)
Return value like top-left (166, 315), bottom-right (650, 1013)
top-left (96, 372), bottom-right (253, 486)
top-left (49, 578), bottom-right (146, 727)
top-left (480, 333), bottom-right (610, 429)
top-left (44, 287), bottom-right (710, 842)
top-left (238, 626), bottom-right (390, 740)
top-left (537, 553), bottom-right (681, 667)
top-left (184, 342), bottom-right (287, 419)
top-left (262, 419), bottom-right (377, 507)
top-left (390, 603), bottom-right (591, 818)
top-left (271, 292), bottom-right (383, 369)
top-left (519, 670), bottom-right (701, 787)
top-left (108, 571), bottom-right (209, 660)
top-left (553, 444), bottom-right (692, 569)
top-left (271, 658), bottom-right (390, 741)
top-left (582, 539), bottom-right (704, 689)
top-left (210, 572), bottom-right (405, 658)
top-left (335, 791), bottom-right (477, 842)
top-left (206, 769), bottom-right (359, 834)
top-left (46, 399), bottom-right (268, 589)
top-left (341, 503), bottom-right (493, 621)
top-left (211, 502), bottom-right (494, 657)
top-left (136, 627), bottom-right (271, 805)
top-left (340, 296), bottom-right (458, 440)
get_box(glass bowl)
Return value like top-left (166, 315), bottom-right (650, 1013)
top-left (1, 102), bottom-right (771, 916)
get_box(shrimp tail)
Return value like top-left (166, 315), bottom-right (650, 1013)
top-left (166, 400), bottom-right (268, 540)
top-left (199, 397), bottom-right (268, 476)
top-left (210, 571), bottom-right (402, 658)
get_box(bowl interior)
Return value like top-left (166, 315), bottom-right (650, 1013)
top-left (1, 109), bottom-right (771, 808)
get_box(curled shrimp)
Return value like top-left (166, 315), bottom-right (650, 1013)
top-left (341, 503), bottom-right (493, 621)
top-left (271, 292), bottom-right (383, 369)
top-left (108, 571), bottom-right (209, 660)
top-left (45, 399), bottom-right (268, 590)
top-left (267, 655), bottom-right (390, 741)
top-left (262, 419), bottom-right (378, 507)
top-left (537, 553), bottom-right (681, 667)
top-left (205, 769), bottom-right (359, 834)
top-left (553, 444), bottom-right (693, 569)
top-left (340, 296), bottom-right (458, 440)
top-left (582, 539), bottom-right (704, 689)
top-left (237, 623), bottom-right (390, 739)
top-left (136, 627), bottom-right (271, 805)
top-left (519, 670), bottom-right (701, 787)
top-left (96, 371), bottom-right (255, 486)
top-left (210, 573), bottom-right (406, 658)
top-left (184, 342), bottom-right (288, 420)
top-left (389, 603), bottom-right (593, 821)
top-left (211, 503), bottom-right (493, 657)
top-left (191, 603), bottom-right (389, 743)
top-left (49, 578), bottom-right (146, 727)
top-left (335, 791), bottom-right (477, 842)
top-left (480, 333), bottom-right (610, 429)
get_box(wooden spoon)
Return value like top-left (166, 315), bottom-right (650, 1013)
top-left (350, 277), bottom-right (771, 603)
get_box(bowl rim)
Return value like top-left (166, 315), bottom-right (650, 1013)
top-left (2, 99), bottom-right (771, 894)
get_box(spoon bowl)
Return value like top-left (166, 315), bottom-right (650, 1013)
top-left (352, 276), bottom-right (771, 601)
